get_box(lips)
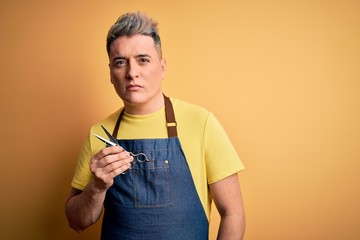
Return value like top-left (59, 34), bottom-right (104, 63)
top-left (126, 84), bottom-right (143, 91)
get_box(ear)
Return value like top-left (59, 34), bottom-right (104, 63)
top-left (160, 58), bottom-right (167, 79)
top-left (109, 63), bottom-right (114, 84)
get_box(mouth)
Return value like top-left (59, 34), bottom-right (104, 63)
top-left (126, 84), bottom-right (143, 91)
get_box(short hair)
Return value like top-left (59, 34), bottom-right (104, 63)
top-left (106, 12), bottom-right (162, 58)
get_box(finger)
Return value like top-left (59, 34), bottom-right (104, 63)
top-left (91, 151), bottom-right (133, 174)
top-left (102, 156), bottom-right (133, 173)
top-left (108, 162), bottom-right (132, 177)
top-left (93, 158), bottom-right (132, 184)
top-left (91, 156), bottom-right (132, 181)
top-left (94, 151), bottom-right (133, 168)
top-left (94, 145), bottom-right (125, 160)
top-left (91, 146), bottom-right (127, 167)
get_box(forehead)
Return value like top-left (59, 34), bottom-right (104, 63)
top-left (109, 34), bottom-right (158, 59)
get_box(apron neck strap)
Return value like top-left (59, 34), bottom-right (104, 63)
top-left (112, 94), bottom-right (178, 138)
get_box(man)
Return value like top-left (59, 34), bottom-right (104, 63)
top-left (66, 12), bottom-right (245, 240)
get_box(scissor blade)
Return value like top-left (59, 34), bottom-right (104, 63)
top-left (93, 134), bottom-right (117, 146)
top-left (101, 125), bottom-right (119, 145)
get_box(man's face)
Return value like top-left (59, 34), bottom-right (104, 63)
top-left (108, 34), bottom-right (166, 114)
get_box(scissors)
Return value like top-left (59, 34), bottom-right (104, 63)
top-left (93, 125), bottom-right (153, 163)
top-left (93, 125), bottom-right (120, 147)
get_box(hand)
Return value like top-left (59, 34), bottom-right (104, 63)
top-left (90, 145), bottom-right (134, 192)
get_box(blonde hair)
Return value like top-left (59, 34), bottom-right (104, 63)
top-left (106, 12), bottom-right (162, 58)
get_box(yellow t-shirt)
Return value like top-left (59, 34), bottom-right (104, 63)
top-left (71, 97), bottom-right (244, 219)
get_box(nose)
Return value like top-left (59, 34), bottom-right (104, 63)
top-left (126, 60), bottom-right (139, 79)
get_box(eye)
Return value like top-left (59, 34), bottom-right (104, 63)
top-left (114, 59), bottom-right (127, 68)
top-left (138, 57), bottom-right (150, 65)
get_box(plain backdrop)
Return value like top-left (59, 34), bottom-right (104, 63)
top-left (0, 0), bottom-right (359, 239)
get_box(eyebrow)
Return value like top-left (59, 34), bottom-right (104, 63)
top-left (136, 54), bottom-right (151, 58)
top-left (112, 54), bottom-right (151, 62)
top-left (112, 56), bottom-right (126, 62)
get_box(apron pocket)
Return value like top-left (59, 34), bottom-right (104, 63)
top-left (133, 159), bottom-right (172, 208)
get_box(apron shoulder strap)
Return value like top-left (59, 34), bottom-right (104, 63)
top-left (164, 94), bottom-right (178, 138)
top-left (112, 108), bottom-right (124, 138)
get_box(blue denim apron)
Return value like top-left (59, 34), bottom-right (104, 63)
top-left (101, 96), bottom-right (209, 240)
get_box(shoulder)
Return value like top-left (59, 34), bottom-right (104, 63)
top-left (170, 97), bottom-right (219, 139)
top-left (170, 97), bottom-right (211, 120)
top-left (89, 108), bottom-right (123, 135)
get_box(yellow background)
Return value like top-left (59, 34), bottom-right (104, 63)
top-left (1, 0), bottom-right (359, 239)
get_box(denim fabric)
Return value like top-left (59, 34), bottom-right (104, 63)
top-left (101, 137), bottom-right (208, 240)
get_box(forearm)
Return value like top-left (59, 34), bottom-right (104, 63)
top-left (66, 145), bottom-right (133, 232)
top-left (210, 174), bottom-right (246, 240)
top-left (217, 213), bottom-right (246, 240)
top-left (65, 181), bottom-right (106, 232)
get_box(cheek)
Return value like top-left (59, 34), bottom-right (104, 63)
top-left (110, 71), bottom-right (125, 84)
top-left (149, 67), bottom-right (165, 80)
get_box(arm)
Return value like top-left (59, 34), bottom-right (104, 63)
top-left (210, 173), bottom-right (246, 240)
top-left (65, 184), bottom-right (106, 232)
top-left (65, 145), bottom-right (133, 232)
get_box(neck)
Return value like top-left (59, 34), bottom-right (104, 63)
top-left (123, 93), bottom-right (165, 115)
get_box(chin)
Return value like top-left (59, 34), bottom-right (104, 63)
top-left (121, 93), bottom-right (146, 105)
